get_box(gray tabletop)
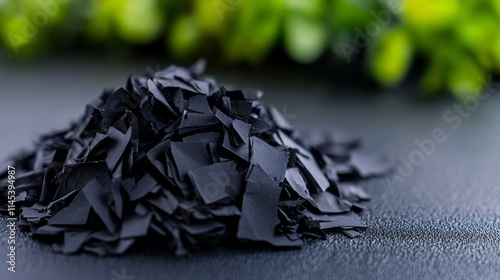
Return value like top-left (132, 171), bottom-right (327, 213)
top-left (1, 55), bottom-right (500, 280)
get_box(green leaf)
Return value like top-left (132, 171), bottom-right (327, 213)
top-left (284, 15), bottom-right (328, 64)
top-left (447, 56), bottom-right (485, 100)
top-left (369, 28), bottom-right (413, 87)
top-left (168, 16), bottom-right (201, 59)
top-left (115, 0), bottom-right (164, 44)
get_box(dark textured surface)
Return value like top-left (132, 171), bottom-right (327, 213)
top-left (1, 56), bottom-right (500, 280)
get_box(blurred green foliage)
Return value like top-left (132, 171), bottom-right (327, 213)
top-left (1, 0), bottom-right (499, 98)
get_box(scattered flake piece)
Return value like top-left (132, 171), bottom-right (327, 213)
top-left (48, 191), bottom-right (92, 226)
top-left (250, 137), bottom-right (288, 183)
top-left (237, 165), bottom-right (281, 244)
top-left (311, 192), bottom-right (351, 214)
top-left (120, 212), bottom-right (153, 239)
top-left (350, 152), bottom-right (393, 178)
top-left (83, 179), bottom-right (117, 233)
top-left (128, 173), bottom-right (158, 201)
top-left (189, 161), bottom-right (242, 204)
top-left (188, 95), bottom-right (212, 114)
top-left (340, 184), bottom-right (371, 202)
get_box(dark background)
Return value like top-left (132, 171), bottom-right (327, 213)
top-left (1, 55), bottom-right (500, 280)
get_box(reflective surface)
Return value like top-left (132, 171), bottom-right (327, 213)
top-left (1, 56), bottom-right (500, 280)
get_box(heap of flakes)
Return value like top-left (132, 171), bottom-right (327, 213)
top-left (0, 62), bottom-right (391, 255)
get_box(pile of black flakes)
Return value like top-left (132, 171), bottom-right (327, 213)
top-left (0, 62), bottom-right (391, 256)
